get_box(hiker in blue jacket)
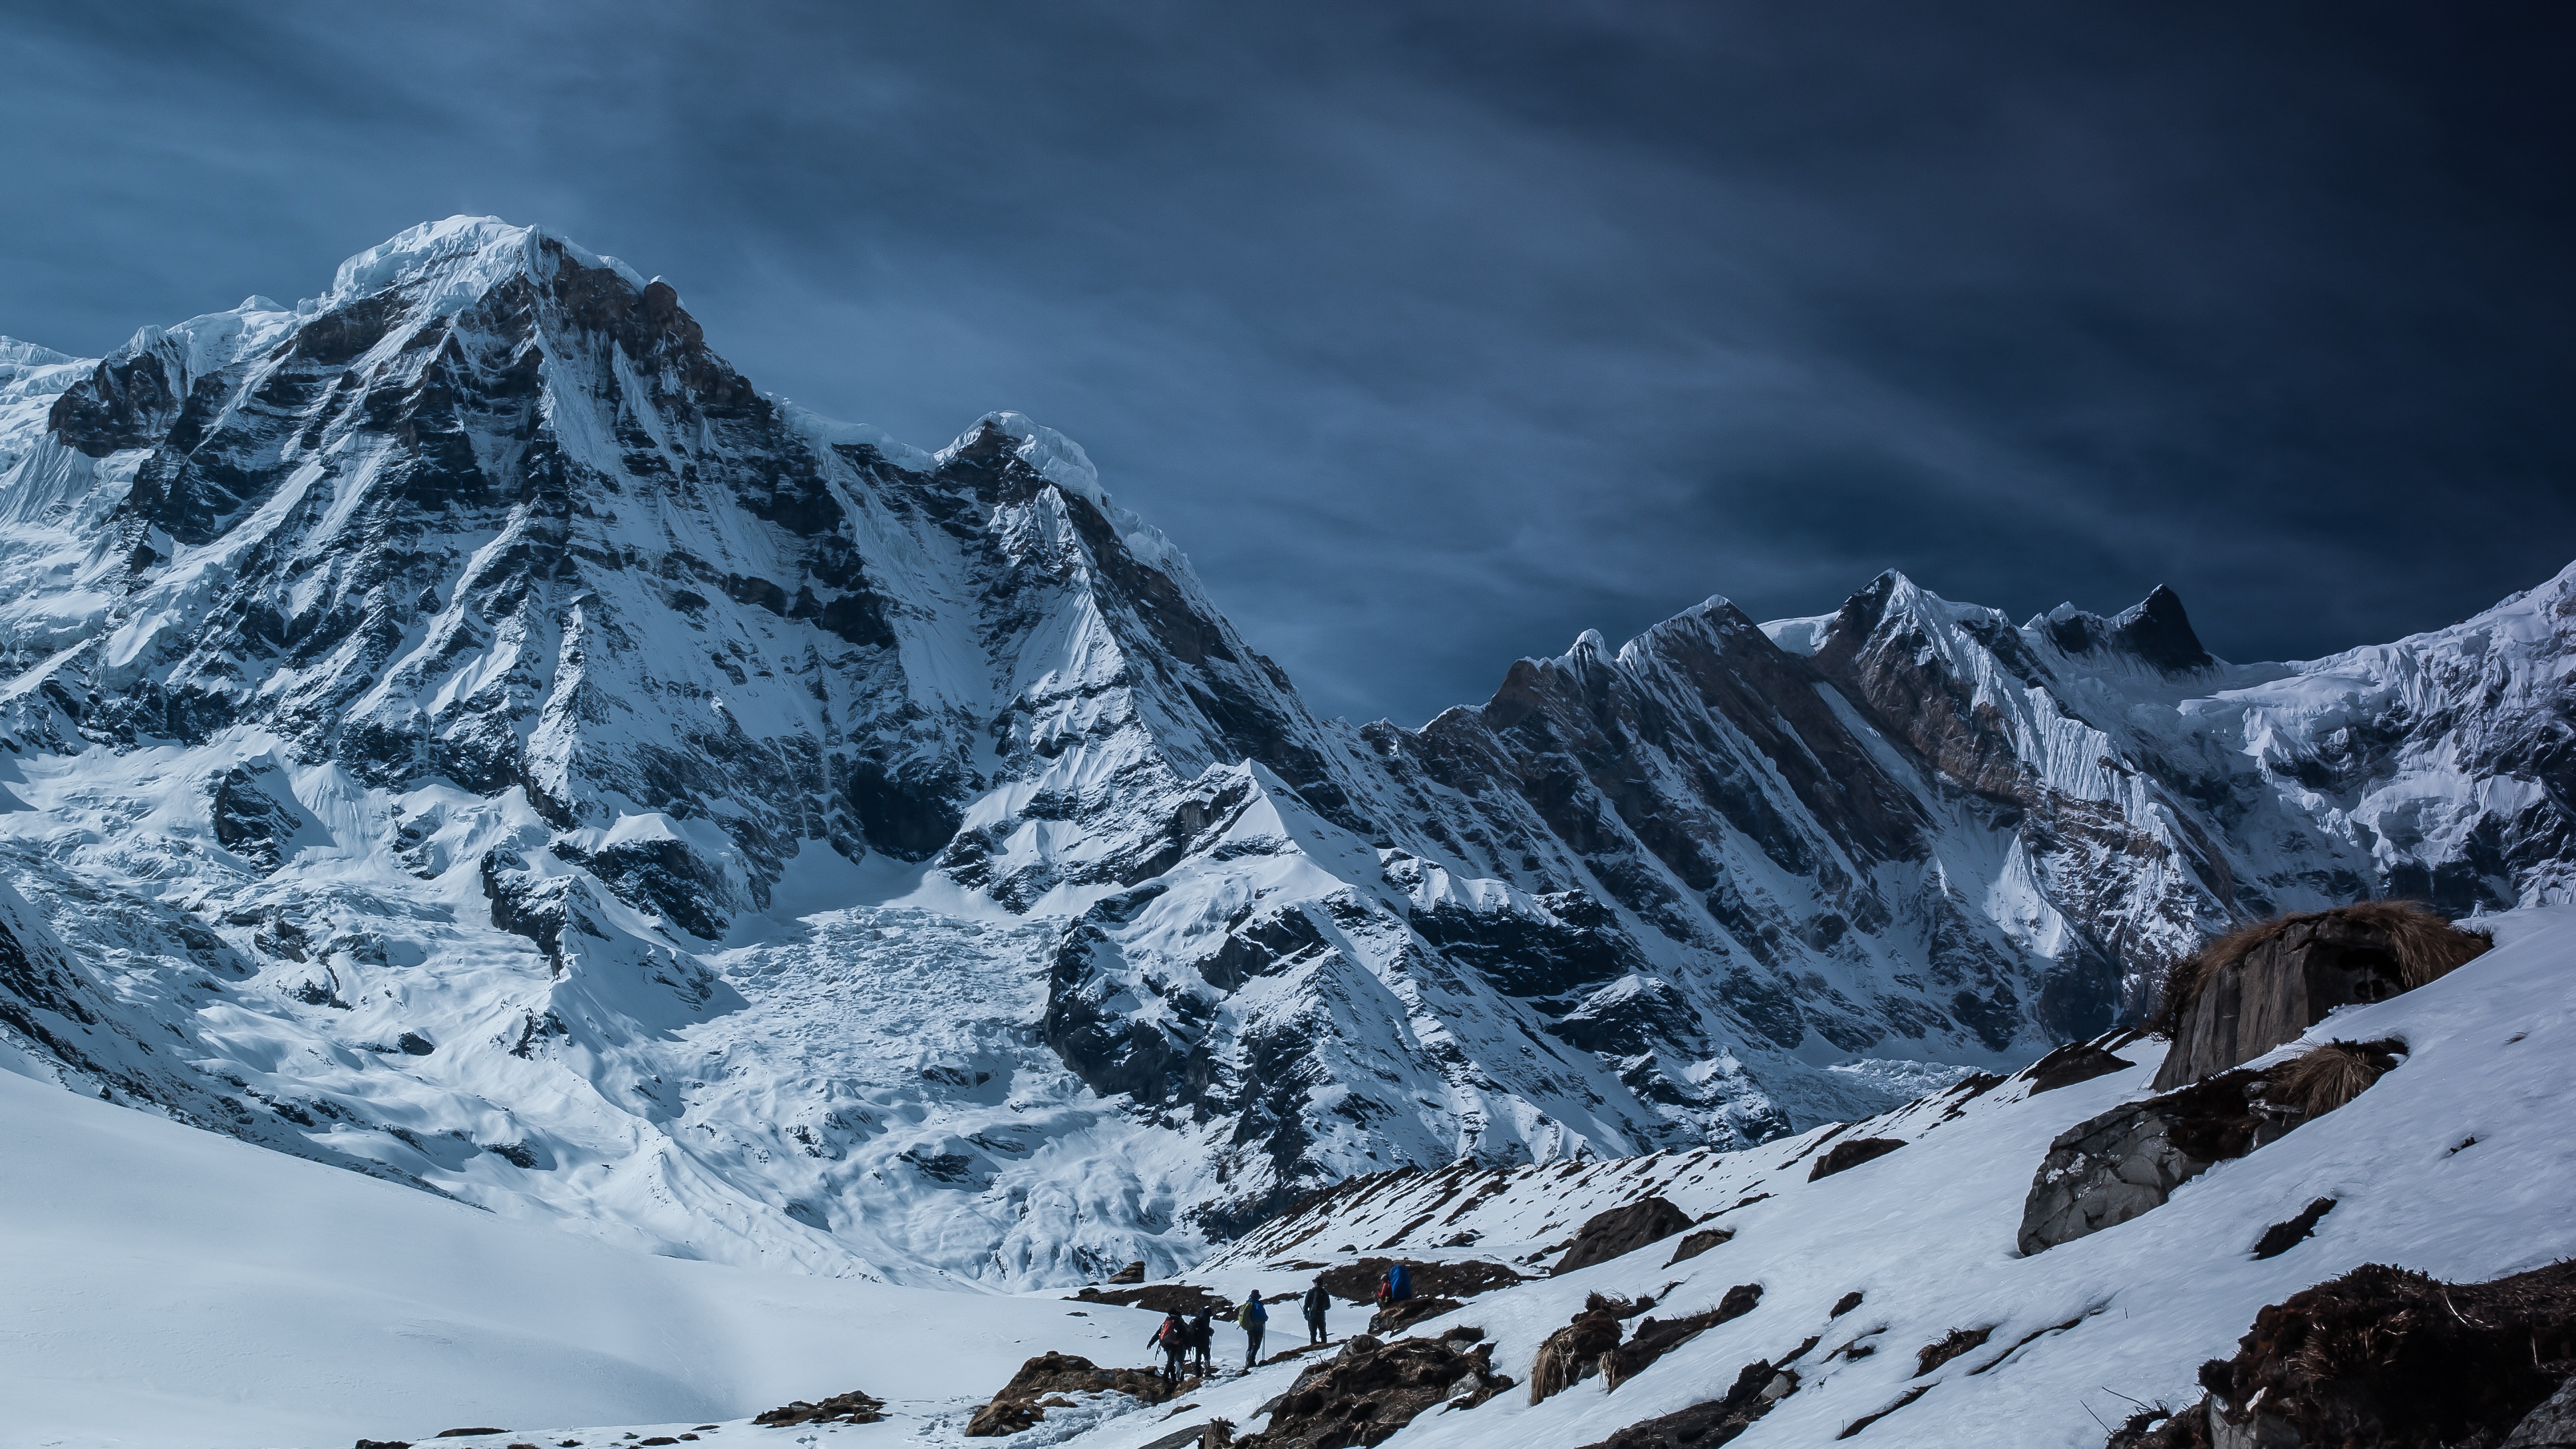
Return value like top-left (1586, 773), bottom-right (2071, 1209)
top-left (1237, 1289), bottom-right (1269, 1369)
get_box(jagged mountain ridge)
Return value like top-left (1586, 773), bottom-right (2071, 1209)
top-left (0, 217), bottom-right (2567, 1286)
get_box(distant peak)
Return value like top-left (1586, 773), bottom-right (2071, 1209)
top-left (2034, 585), bottom-right (2215, 672)
top-left (2110, 584), bottom-right (2214, 672)
top-left (0, 335), bottom-right (77, 369)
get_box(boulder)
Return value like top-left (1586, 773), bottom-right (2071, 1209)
top-left (1553, 1197), bottom-right (1694, 1275)
top-left (1808, 1136), bottom-right (1905, 1181)
top-left (2022, 1037), bottom-right (2138, 1095)
top-left (1665, 1226), bottom-right (1732, 1266)
top-left (2020, 1060), bottom-right (2298, 1257)
top-left (2506, 1378), bottom-right (2576, 1448)
top-left (2154, 902), bottom-right (2486, 1091)
top-left (1368, 1295), bottom-right (1462, 1335)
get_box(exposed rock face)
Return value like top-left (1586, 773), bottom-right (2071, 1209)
top-left (1553, 1197), bottom-right (1694, 1275)
top-left (2154, 903), bottom-right (2488, 1090)
top-left (3, 216), bottom-right (2574, 1287)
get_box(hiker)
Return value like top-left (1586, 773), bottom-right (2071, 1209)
top-left (1151, 1311), bottom-right (1190, 1386)
top-left (1188, 1306), bottom-right (1215, 1375)
top-left (1302, 1278), bottom-right (1331, 1346)
top-left (1374, 1269), bottom-right (1394, 1315)
top-left (1237, 1289), bottom-right (1269, 1369)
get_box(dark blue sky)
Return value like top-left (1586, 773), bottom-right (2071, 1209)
top-left (3, 3), bottom-right (2570, 724)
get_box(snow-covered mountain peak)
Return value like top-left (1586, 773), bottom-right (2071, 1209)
top-left (326, 214), bottom-right (649, 315)
top-left (2025, 581), bottom-right (2218, 674)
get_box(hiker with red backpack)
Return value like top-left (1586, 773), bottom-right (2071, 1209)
top-left (1150, 1311), bottom-right (1190, 1385)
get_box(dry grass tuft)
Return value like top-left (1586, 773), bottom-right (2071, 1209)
top-left (2151, 900), bottom-right (2490, 1035)
top-left (2273, 1039), bottom-right (2404, 1118)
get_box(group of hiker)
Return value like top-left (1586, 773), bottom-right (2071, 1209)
top-left (1147, 1263), bottom-right (1414, 1383)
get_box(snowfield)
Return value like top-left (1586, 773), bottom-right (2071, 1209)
top-left (0, 1046), bottom-right (1160, 1449)
top-left (7, 906), bottom-right (2569, 1448)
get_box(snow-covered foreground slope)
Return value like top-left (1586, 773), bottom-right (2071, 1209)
top-left (0, 1046), bottom-right (1157, 1449)
top-left (1068, 905), bottom-right (2576, 1448)
top-left (0, 215), bottom-right (2571, 1291)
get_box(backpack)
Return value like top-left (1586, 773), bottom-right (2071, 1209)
top-left (1158, 1315), bottom-right (1184, 1349)
top-left (1388, 1263), bottom-right (1411, 1299)
top-left (1241, 1298), bottom-right (1268, 1327)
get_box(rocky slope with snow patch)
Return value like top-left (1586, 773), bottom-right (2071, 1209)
top-left (0, 216), bottom-right (2569, 1288)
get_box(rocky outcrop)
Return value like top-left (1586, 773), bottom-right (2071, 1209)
top-left (1313, 1257), bottom-right (1520, 1303)
top-left (1603, 1291), bottom-right (1764, 1390)
top-left (1553, 1197), bottom-right (1695, 1275)
top-left (1240, 1329), bottom-right (1511, 1448)
top-left (2108, 1261), bottom-right (2576, 1448)
top-left (753, 1388), bottom-right (886, 1426)
top-left (1575, 1357), bottom-right (1797, 1449)
top-left (2154, 903), bottom-right (2488, 1090)
top-left (963, 1352), bottom-right (1181, 1438)
top-left (1367, 1295), bottom-right (1462, 1335)
top-left (1530, 1301), bottom-right (1630, 1403)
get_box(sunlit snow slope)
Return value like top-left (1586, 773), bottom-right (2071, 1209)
top-left (0, 216), bottom-right (2570, 1288)
top-left (1102, 905), bottom-right (2576, 1449)
top-left (0, 1046), bottom-right (1156, 1449)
